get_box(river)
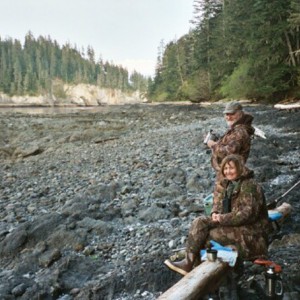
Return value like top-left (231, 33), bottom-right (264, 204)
top-left (0, 105), bottom-right (109, 115)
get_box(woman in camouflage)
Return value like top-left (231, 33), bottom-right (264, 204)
top-left (164, 154), bottom-right (269, 276)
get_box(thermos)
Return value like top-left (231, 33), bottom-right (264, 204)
top-left (265, 265), bottom-right (283, 299)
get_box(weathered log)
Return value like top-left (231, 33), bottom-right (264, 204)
top-left (274, 102), bottom-right (300, 111)
top-left (272, 202), bottom-right (292, 217)
top-left (158, 260), bottom-right (230, 300)
top-left (268, 202), bottom-right (292, 228)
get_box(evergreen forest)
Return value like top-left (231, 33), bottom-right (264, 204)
top-left (0, 32), bottom-right (149, 98)
top-left (1, 1), bottom-right (300, 104)
top-left (148, 0), bottom-right (300, 103)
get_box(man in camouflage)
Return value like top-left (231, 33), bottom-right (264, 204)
top-left (207, 101), bottom-right (255, 172)
top-left (164, 155), bottom-right (269, 276)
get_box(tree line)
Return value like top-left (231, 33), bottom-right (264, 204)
top-left (0, 32), bottom-right (149, 98)
top-left (148, 0), bottom-right (300, 102)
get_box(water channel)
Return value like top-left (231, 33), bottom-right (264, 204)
top-left (0, 105), bottom-right (109, 115)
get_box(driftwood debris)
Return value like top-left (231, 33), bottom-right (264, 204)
top-left (274, 102), bottom-right (300, 111)
top-left (158, 260), bottom-right (230, 300)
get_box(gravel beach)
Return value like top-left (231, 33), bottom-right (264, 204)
top-left (0, 103), bottom-right (299, 299)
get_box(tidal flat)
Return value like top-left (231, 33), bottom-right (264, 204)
top-left (0, 103), bottom-right (299, 299)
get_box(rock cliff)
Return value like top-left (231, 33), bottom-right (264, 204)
top-left (0, 84), bottom-right (147, 106)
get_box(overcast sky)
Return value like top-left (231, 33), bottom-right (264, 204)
top-left (0, 0), bottom-right (194, 76)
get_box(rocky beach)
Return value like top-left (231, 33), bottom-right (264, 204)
top-left (0, 103), bottom-right (299, 300)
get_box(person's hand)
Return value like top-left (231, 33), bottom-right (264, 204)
top-left (207, 140), bottom-right (217, 149)
top-left (211, 213), bottom-right (221, 223)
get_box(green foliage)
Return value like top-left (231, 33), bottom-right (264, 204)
top-left (155, 92), bottom-right (170, 102)
top-left (148, 37), bottom-right (196, 102)
top-left (291, 75), bottom-right (300, 98)
top-left (289, 0), bottom-right (300, 27)
top-left (0, 32), bottom-right (148, 97)
top-left (130, 71), bottom-right (148, 92)
top-left (150, 0), bottom-right (300, 102)
top-left (220, 61), bottom-right (255, 99)
top-left (181, 71), bottom-right (211, 102)
top-left (177, 81), bottom-right (196, 101)
top-left (52, 79), bottom-right (67, 99)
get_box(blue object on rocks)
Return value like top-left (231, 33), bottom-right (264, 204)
top-left (268, 211), bottom-right (283, 221)
top-left (200, 240), bottom-right (233, 257)
top-left (210, 240), bottom-right (233, 252)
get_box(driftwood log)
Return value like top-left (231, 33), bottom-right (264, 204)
top-left (274, 102), bottom-right (300, 111)
top-left (158, 202), bottom-right (292, 300)
top-left (158, 260), bottom-right (230, 300)
top-left (271, 202), bottom-right (292, 218)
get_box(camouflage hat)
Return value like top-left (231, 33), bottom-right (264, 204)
top-left (223, 101), bottom-right (243, 114)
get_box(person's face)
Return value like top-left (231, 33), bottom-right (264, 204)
top-left (224, 110), bottom-right (241, 127)
top-left (223, 161), bottom-right (238, 181)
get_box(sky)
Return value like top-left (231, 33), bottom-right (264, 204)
top-left (0, 0), bottom-right (194, 77)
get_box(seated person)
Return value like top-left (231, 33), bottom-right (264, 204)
top-left (164, 154), bottom-right (269, 276)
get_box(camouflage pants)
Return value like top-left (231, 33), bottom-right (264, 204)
top-left (186, 216), bottom-right (268, 260)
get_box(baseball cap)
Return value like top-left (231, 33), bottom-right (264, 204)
top-left (223, 101), bottom-right (243, 114)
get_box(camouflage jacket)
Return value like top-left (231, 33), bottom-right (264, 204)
top-left (211, 113), bottom-right (255, 172)
top-left (211, 169), bottom-right (269, 259)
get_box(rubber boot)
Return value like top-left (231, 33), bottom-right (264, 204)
top-left (164, 251), bottom-right (196, 276)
